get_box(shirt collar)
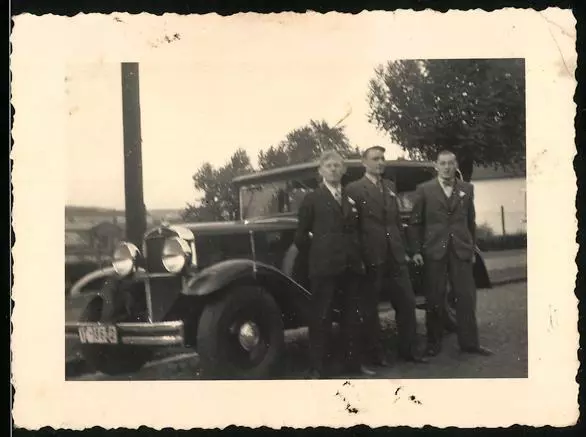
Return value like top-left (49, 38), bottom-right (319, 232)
top-left (364, 172), bottom-right (381, 186)
top-left (438, 177), bottom-right (456, 187)
top-left (323, 180), bottom-right (342, 195)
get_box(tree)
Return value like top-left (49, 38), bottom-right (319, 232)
top-left (183, 148), bottom-right (253, 222)
top-left (367, 59), bottom-right (525, 181)
top-left (258, 119), bottom-right (357, 170)
top-left (184, 120), bottom-right (360, 222)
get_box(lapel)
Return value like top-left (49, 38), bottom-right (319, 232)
top-left (318, 184), bottom-right (344, 217)
top-left (448, 179), bottom-right (463, 212)
top-left (361, 175), bottom-right (385, 210)
top-left (381, 179), bottom-right (398, 204)
top-left (341, 188), bottom-right (352, 217)
top-left (432, 178), bottom-right (450, 211)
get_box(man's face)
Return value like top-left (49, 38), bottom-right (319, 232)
top-left (319, 157), bottom-right (345, 185)
top-left (363, 148), bottom-right (386, 176)
top-left (436, 152), bottom-right (458, 180)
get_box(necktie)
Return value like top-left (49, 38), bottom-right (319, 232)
top-left (377, 180), bottom-right (384, 194)
top-left (442, 181), bottom-right (454, 198)
top-left (378, 180), bottom-right (387, 222)
top-left (333, 188), bottom-right (342, 205)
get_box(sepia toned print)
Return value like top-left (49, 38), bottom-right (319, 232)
top-left (12, 9), bottom-right (577, 429)
top-left (64, 59), bottom-right (522, 382)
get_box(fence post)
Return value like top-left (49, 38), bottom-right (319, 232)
top-left (500, 205), bottom-right (506, 236)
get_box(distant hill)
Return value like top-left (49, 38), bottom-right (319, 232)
top-left (65, 206), bottom-right (184, 229)
top-left (149, 209), bottom-right (184, 222)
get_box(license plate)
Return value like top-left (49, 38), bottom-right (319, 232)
top-left (78, 325), bottom-right (118, 344)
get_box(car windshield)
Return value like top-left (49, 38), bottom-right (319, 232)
top-left (240, 178), bottom-right (317, 220)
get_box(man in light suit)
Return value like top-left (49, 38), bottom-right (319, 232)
top-left (295, 150), bottom-right (377, 378)
top-left (410, 150), bottom-right (493, 357)
top-left (346, 146), bottom-right (428, 366)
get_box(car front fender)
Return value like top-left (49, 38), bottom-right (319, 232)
top-left (473, 247), bottom-right (492, 289)
top-left (184, 259), bottom-right (311, 328)
top-left (69, 266), bottom-right (116, 297)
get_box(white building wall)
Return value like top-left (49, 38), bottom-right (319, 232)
top-left (471, 177), bottom-right (526, 236)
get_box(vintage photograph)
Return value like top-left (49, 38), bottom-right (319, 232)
top-left (12, 9), bottom-right (577, 429)
top-left (64, 55), bottom-right (528, 381)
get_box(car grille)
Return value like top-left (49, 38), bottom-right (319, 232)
top-left (144, 235), bottom-right (166, 273)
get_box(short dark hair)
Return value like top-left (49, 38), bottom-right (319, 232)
top-left (362, 145), bottom-right (386, 159)
top-left (436, 149), bottom-right (457, 161)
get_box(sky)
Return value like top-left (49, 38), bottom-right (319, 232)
top-left (63, 10), bottom-right (576, 211)
top-left (65, 18), bottom-right (403, 210)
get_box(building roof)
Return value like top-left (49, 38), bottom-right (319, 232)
top-left (232, 159), bottom-right (434, 186)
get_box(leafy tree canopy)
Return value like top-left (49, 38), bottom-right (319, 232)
top-left (184, 120), bottom-right (358, 222)
top-left (258, 119), bottom-right (359, 170)
top-left (183, 148), bottom-right (253, 222)
top-left (367, 59), bottom-right (525, 181)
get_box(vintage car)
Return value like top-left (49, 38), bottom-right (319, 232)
top-left (65, 159), bottom-right (491, 378)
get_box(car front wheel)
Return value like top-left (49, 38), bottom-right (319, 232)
top-left (196, 286), bottom-right (285, 379)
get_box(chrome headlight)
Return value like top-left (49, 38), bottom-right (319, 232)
top-left (162, 236), bottom-right (192, 273)
top-left (112, 242), bottom-right (141, 277)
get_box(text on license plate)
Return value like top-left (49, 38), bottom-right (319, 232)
top-left (78, 325), bottom-right (118, 344)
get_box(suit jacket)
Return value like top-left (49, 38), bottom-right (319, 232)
top-left (409, 178), bottom-right (477, 261)
top-left (294, 184), bottom-right (365, 278)
top-left (345, 176), bottom-right (408, 267)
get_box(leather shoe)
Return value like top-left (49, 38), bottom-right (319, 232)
top-left (305, 369), bottom-right (322, 379)
top-left (360, 365), bottom-right (378, 376)
top-left (461, 346), bottom-right (494, 356)
top-left (401, 354), bottom-right (430, 364)
top-left (373, 357), bottom-right (391, 367)
top-left (425, 344), bottom-right (442, 357)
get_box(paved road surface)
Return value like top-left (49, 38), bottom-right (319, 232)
top-left (69, 281), bottom-right (527, 381)
top-left (482, 249), bottom-right (526, 285)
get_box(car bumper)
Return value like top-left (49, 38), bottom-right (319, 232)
top-left (65, 320), bottom-right (184, 347)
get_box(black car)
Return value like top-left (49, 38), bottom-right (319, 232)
top-left (66, 159), bottom-right (491, 378)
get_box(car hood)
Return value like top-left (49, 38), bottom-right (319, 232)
top-left (178, 215), bottom-right (299, 236)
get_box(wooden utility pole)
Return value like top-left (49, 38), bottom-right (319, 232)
top-left (121, 63), bottom-right (147, 247)
top-left (500, 205), bottom-right (506, 236)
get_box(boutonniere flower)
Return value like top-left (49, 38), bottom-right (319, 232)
top-left (458, 190), bottom-right (466, 198)
top-left (346, 196), bottom-right (358, 213)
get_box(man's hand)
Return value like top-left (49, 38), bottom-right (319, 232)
top-left (412, 253), bottom-right (424, 266)
top-left (404, 255), bottom-right (411, 263)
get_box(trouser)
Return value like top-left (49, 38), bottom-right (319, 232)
top-left (362, 261), bottom-right (418, 361)
top-left (425, 248), bottom-right (479, 350)
top-left (309, 270), bottom-right (362, 374)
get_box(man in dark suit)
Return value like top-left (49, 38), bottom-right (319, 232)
top-left (346, 146), bottom-right (428, 366)
top-left (295, 150), bottom-right (376, 378)
top-left (410, 150), bottom-right (493, 357)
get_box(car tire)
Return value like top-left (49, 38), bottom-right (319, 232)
top-left (443, 278), bottom-right (458, 333)
top-left (197, 286), bottom-right (285, 379)
top-left (79, 295), bottom-right (151, 376)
